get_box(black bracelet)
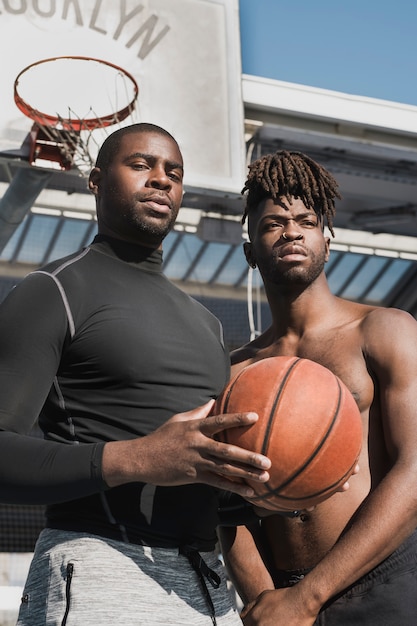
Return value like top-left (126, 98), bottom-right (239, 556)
top-left (218, 499), bottom-right (261, 526)
top-left (217, 495), bottom-right (301, 526)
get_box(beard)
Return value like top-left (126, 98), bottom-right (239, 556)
top-left (99, 185), bottom-right (180, 245)
top-left (110, 198), bottom-right (179, 245)
top-left (258, 245), bottom-right (327, 287)
top-left (128, 210), bottom-right (176, 242)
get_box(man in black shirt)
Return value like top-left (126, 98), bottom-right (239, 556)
top-left (0, 123), bottom-right (271, 625)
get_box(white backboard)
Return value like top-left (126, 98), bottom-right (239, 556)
top-left (0, 0), bottom-right (246, 194)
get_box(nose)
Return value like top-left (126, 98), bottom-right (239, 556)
top-left (282, 224), bottom-right (303, 241)
top-left (148, 165), bottom-right (171, 189)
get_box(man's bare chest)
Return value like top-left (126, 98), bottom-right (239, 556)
top-left (245, 330), bottom-right (373, 414)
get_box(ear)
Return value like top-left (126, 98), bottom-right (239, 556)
top-left (324, 237), bottom-right (331, 262)
top-left (243, 241), bottom-right (256, 268)
top-left (88, 167), bottom-right (101, 196)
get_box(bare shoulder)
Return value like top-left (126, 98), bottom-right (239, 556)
top-left (230, 335), bottom-right (269, 374)
top-left (360, 305), bottom-right (417, 366)
top-left (230, 343), bottom-right (257, 368)
top-left (361, 305), bottom-right (417, 335)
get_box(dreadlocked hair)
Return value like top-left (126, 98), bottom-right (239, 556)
top-left (241, 150), bottom-right (341, 236)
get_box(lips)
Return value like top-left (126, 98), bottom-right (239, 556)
top-left (278, 243), bottom-right (307, 259)
top-left (142, 195), bottom-right (173, 213)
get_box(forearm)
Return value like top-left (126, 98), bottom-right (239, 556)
top-left (295, 468), bottom-right (417, 612)
top-left (219, 524), bottom-right (274, 605)
top-left (0, 431), bottom-right (106, 504)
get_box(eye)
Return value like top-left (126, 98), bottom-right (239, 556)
top-left (131, 161), bottom-right (148, 170)
top-left (301, 217), bottom-right (319, 227)
top-left (167, 170), bottom-right (183, 183)
top-left (262, 221), bottom-right (283, 232)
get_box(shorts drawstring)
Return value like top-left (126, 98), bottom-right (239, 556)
top-left (180, 546), bottom-right (220, 626)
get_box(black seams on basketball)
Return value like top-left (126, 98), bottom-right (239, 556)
top-left (214, 356), bottom-right (362, 510)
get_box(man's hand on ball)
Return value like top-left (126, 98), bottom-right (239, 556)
top-left (103, 401), bottom-right (271, 497)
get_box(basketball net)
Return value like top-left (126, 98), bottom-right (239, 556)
top-left (245, 141), bottom-right (263, 340)
top-left (14, 56), bottom-right (139, 176)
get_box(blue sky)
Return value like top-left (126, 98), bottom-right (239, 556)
top-left (239, 0), bottom-right (417, 107)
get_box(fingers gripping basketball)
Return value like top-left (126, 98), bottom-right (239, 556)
top-left (214, 356), bottom-right (362, 510)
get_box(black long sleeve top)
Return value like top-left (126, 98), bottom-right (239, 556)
top-left (0, 235), bottom-right (230, 550)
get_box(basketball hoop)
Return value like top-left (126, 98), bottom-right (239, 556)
top-left (14, 56), bottom-right (139, 174)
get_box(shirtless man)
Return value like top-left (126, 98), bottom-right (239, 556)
top-left (218, 150), bottom-right (417, 625)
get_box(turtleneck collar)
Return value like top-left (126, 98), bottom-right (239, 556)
top-left (91, 234), bottom-right (163, 271)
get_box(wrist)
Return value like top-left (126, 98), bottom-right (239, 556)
top-left (295, 571), bottom-right (329, 616)
top-left (102, 439), bottom-right (142, 488)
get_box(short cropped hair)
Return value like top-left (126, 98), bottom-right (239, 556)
top-left (95, 123), bottom-right (180, 171)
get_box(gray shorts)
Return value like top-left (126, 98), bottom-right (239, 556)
top-left (17, 529), bottom-right (242, 626)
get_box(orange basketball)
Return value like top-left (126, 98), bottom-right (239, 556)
top-left (214, 356), bottom-right (362, 511)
